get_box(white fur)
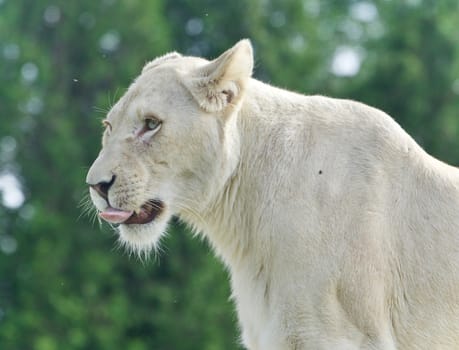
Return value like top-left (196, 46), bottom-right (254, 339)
top-left (87, 40), bottom-right (459, 349)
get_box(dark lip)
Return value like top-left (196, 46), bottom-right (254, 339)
top-left (124, 199), bottom-right (164, 225)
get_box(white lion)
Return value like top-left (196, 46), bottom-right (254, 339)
top-left (86, 40), bottom-right (459, 349)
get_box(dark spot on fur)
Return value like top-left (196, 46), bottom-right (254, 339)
top-left (318, 170), bottom-right (323, 174)
top-left (255, 264), bottom-right (264, 279)
top-left (222, 89), bottom-right (234, 103)
top-left (264, 281), bottom-right (270, 302)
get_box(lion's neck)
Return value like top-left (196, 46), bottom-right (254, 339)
top-left (184, 79), bottom-right (302, 270)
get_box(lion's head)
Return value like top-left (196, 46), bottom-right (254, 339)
top-left (86, 40), bottom-right (253, 255)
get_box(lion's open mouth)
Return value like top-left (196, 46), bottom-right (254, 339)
top-left (99, 200), bottom-right (164, 225)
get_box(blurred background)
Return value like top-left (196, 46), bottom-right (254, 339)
top-left (0, 0), bottom-right (458, 349)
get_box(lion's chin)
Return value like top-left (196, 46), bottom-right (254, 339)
top-left (117, 213), bottom-right (171, 258)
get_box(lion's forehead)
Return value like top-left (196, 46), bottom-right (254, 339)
top-left (104, 56), bottom-right (211, 136)
top-left (106, 87), bottom-right (148, 123)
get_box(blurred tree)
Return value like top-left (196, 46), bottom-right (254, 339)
top-left (352, 0), bottom-right (459, 163)
top-left (0, 0), bottom-right (458, 349)
top-left (0, 1), bottom-right (239, 349)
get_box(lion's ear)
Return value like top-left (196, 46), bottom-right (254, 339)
top-left (184, 39), bottom-right (254, 113)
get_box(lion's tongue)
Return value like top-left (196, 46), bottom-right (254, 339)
top-left (99, 207), bottom-right (134, 224)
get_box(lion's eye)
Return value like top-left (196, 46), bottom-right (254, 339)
top-left (138, 117), bottom-right (162, 138)
top-left (145, 118), bottom-right (161, 131)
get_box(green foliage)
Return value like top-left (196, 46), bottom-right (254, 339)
top-left (0, 0), bottom-right (458, 349)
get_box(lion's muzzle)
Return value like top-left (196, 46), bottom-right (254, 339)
top-left (87, 172), bottom-right (164, 226)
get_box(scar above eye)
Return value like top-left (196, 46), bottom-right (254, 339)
top-left (102, 119), bottom-right (112, 132)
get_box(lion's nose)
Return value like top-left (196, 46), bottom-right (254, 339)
top-left (89, 175), bottom-right (116, 202)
